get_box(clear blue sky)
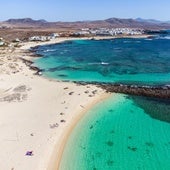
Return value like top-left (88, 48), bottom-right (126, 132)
top-left (0, 0), bottom-right (170, 21)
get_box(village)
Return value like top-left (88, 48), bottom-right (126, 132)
top-left (0, 27), bottom-right (144, 47)
top-left (72, 27), bottom-right (144, 36)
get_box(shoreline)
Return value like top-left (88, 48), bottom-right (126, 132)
top-left (0, 36), bottom-right (111, 170)
top-left (20, 37), bottom-right (112, 170)
top-left (0, 34), bottom-right (152, 170)
top-left (19, 34), bottom-right (169, 170)
top-left (48, 92), bottom-right (111, 170)
top-left (20, 34), bottom-right (150, 50)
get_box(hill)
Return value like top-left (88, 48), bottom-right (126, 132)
top-left (3, 17), bottom-right (170, 29)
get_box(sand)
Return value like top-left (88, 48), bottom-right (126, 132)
top-left (0, 38), bottom-right (110, 170)
top-left (0, 35), bottom-right (148, 170)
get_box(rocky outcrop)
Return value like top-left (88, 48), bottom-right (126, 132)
top-left (76, 82), bottom-right (170, 99)
top-left (20, 58), bottom-right (43, 75)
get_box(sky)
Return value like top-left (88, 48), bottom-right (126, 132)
top-left (0, 0), bottom-right (170, 22)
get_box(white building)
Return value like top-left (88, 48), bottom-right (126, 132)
top-left (29, 36), bottom-right (50, 42)
top-left (0, 38), bottom-right (4, 46)
top-left (50, 33), bottom-right (60, 38)
top-left (0, 41), bottom-right (4, 46)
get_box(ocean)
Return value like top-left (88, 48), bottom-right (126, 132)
top-left (34, 34), bottom-right (170, 170)
top-left (59, 94), bottom-right (170, 170)
top-left (34, 36), bottom-right (170, 85)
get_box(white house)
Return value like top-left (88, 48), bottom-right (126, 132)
top-left (0, 38), bottom-right (4, 46)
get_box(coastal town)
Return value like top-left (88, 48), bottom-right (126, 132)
top-left (0, 27), bottom-right (144, 45)
top-left (71, 27), bottom-right (143, 36)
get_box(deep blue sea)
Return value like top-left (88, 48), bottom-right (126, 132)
top-left (34, 34), bottom-right (170, 170)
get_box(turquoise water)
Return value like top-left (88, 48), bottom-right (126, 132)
top-left (59, 94), bottom-right (170, 170)
top-left (33, 36), bottom-right (170, 169)
top-left (34, 37), bottom-right (170, 85)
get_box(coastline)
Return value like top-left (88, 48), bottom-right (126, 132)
top-left (48, 92), bottom-right (111, 170)
top-left (0, 37), bottom-right (110, 170)
top-left (20, 34), bottom-right (150, 50)
top-left (0, 34), bottom-right (150, 170)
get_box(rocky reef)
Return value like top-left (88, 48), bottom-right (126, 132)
top-left (20, 58), bottom-right (43, 75)
top-left (75, 81), bottom-right (170, 99)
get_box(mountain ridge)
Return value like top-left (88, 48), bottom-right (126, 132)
top-left (2, 17), bottom-right (170, 30)
top-left (135, 18), bottom-right (170, 24)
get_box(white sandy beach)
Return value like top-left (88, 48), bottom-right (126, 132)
top-left (0, 35), bottom-right (148, 170)
top-left (0, 38), bottom-right (109, 170)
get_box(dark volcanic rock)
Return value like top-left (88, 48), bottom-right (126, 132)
top-left (20, 58), bottom-right (43, 75)
top-left (75, 81), bottom-right (170, 99)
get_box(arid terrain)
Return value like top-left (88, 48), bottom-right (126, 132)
top-left (0, 17), bottom-right (170, 42)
